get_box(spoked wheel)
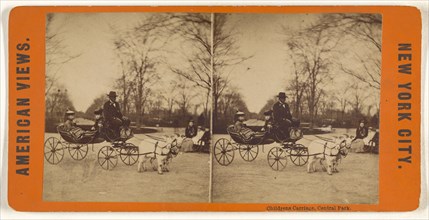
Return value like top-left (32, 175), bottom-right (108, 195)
top-left (289, 144), bottom-right (309, 166)
top-left (98, 146), bottom-right (118, 170)
top-left (44, 137), bottom-right (65, 165)
top-left (267, 147), bottom-right (288, 171)
top-left (68, 143), bottom-right (89, 161)
top-left (120, 144), bottom-right (139, 166)
top-left (238, 144), bottom-right (259, 162)
top-left (214, 138), bottom-right (235, 166)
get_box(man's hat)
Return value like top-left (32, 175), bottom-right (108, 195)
top-left (65, 110), bottom-right (75, 115)
top-left (94, 108), bottom-right (103, 115)
top-left (107, 91), bottom-right (117, 97)
top-left (277, 92), bottom-right (287, 98)
top-left (264, 110), bottom-right (273, 116)
top-left (235, 111), bottom-right (245, 116)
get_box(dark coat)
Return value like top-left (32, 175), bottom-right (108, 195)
top-left (272, 101), bottom-right (293, 124)
top-left (103, 100), bottom-right (123, 122)
top-left (355, 126), bottom-right (369, 139)
top-left (185, 125), bottom-right (197, 138)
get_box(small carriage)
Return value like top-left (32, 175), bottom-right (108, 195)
top-left (44, 125), bottom-right (102, 164)
top-left (44, 124), bottom-right (140, 171)
top-left (213, 124), bottom-right (309, 170)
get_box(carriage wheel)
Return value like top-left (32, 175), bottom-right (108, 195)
top-left (267, 147), bottom-right (287, 171)
top-left (97, 146), bottom-right (118, 170)
top-left (239, 145), bottom-right (259, 162)
top-left (44, 137), bottom-right (64, 165)
top-left (289, 144), bottom-right (309, 166)
top-left (214, 138), bottom-right (234, 166)
top-left (120, 145), bottom-right (139, 166)
top-left (68, 144), bottom-right (89, 161)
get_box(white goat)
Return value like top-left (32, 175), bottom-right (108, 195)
top-left (137, 134), bottom-right (183, 174)
top-left (307, 135), bottom-right (353, 175)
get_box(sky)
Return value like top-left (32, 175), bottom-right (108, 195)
top-left (47, 12), bottom-right (381, 114)
top-left (47, 12), bottom-right (200, 112)
top-left (222, 13), bottom-right (381, 113)
top-left (222, 13), bottom-right (319, 113)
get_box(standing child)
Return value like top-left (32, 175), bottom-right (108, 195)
top-left (92, 108), bottom-right (104, 132)
top-left (262, 110), bottom-right (273, 132)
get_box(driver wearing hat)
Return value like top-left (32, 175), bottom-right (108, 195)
top-left (272, 92), bottom-right (296, 137)
top-left (103, 91), bottom-right (130, 134)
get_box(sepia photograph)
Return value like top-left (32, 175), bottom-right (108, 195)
top-left (42, 12), bottom-right (212, 202)
top-left (211, 13), bottom-right (381, 204)
top-left (42, 11), bottom-right (382, 204)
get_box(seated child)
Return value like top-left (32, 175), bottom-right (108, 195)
top-left (63, 110), bottom-right (96, 140)
top-left (234, 111), bottom-right (256, 141)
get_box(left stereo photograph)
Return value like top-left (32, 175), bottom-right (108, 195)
top-left (43, 12), bottom-right (212, 203)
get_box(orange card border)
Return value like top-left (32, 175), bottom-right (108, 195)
top-left (8, 6), bottom-right (421, 212)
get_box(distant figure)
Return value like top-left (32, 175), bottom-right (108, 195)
top-left (351, 119), bottom-right (369, 152)
top-left (353, 119), bottom-right (369, 141)
top-left (103, 91), bottom-right (130, 135)
top-left (272, 92), bottom-right (299, 138)
top-left (185, 119), bottom-right (197, 138)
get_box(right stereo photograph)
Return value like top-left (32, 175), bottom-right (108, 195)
top-left (211, 13), bottom-right (381, 204)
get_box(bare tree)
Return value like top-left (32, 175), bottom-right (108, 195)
top-left (172, 77), bottom-right (198, 119)
top-left (284, 23), bottom-right (337, 127)
top-left (348, 83), bottom-right (369, 119)
top-left (216, 86), bottom-right (250, 130)
top-left (315, 14), bottom-right (382, 89)
top-left (114, 61), bottom-right (134, 115)
top-left (45, 14), bottom-right (79, 127)
top-left (169, 13), bottom-right (250, 124)
top-left (45, 88), bottom-right (75, 123)
top-left (334, 86), bottom-right (350, 122)
top-left (85, 94), bottom-right (107, 116)
top-left (286, 61), bottom-right (307, 118)
top-left (113, 15), bottom-right (167, 127)
top-left (161, 80), bottom-right (179, 120)
top-left (45, 14), bottom-right (80, 96)
top-left (340, 54), bottom-right (381, 89)
top-left (212, 14), bottom-right (249, 123)
top-left (168, 13), bottom-right (212, 119)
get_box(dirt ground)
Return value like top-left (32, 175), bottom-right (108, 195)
top-left (212, 133), bottom-right (379, 204)
top-left (43, 132), bottom-right (210, 202)
top-left (43, 129), bottom-right (378, 204)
